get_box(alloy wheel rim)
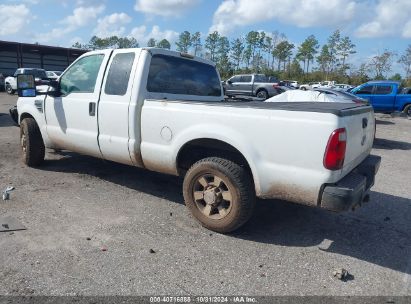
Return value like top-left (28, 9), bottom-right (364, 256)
top-left (257, 91), bottom-right (266, 98)
top-left (193, 173), bottom-right (233, 220)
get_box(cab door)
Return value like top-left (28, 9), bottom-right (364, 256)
top-left (372, 84), bottom-right (396, 111)
top-left (225, 75), bottom-right (241, 95)
top-left (44, 50), bottom-right (112, 157)
top-left (98, 49), bottom-right (141, 165)
top-left (238, 75), bottom-right (253, 95)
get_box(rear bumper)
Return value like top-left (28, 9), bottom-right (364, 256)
top-left (320, 155), bottom-right (381, 212)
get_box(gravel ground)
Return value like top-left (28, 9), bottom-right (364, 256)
top-left (0, 92), bottom-right (410, 296)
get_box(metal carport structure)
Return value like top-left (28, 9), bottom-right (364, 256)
top-left (0, 40), bottom-right (87, 77)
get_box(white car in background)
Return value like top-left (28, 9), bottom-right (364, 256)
top-left (5, 68), bottom-right (49, 94)
top-left (46, 71), bottom-right (62, 80)
top-left (335, 83), bottom-right (354, 90)
top-left (282, 80), bottom-right (299, 88)
top-left (299, 82), bottom-right (321, 90)
top-left (320, 81), bottom-right (335, 88)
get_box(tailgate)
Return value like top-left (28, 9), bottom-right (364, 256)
top-left (340, 106), bottom-right (375, 178)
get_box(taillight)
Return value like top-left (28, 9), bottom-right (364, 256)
top-left (352, 99), bottom-right (365, 104)
top-left (324, 128), bottom-right (347, 170)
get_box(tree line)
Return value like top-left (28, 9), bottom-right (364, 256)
top-left (72, 30), bottom-right (411, 86)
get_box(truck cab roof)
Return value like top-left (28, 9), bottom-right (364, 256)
top-left (365, 80), bottom-right (400, 85)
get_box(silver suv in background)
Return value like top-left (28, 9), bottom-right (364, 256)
top-left (222, 74), bottom-right (279, 99)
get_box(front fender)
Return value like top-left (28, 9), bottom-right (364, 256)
top-left (17, 96), bottom-right (52, 147)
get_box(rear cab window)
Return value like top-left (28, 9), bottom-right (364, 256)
top-left (374, 85), bottom-right (393, 95)
top-left (254, 75), bottom-right (267, 82)
top-left (104, 52), bottom-right (135, 96)
top-left (147, 54), bottom-right (221, 98)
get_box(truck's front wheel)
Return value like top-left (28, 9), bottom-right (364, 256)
top-left (183, 157), bottom-right (255, 233)
top-left (20, 118), bottom-right (45, 167)
top-left (404, 104), bottom-right (411, 117)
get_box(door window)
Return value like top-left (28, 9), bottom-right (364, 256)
top-left (374, 85), bottom-right (392, 95)
top-left (356, 85), bottom-right (373, 94)
top-left (254, 75), bottom-right (267, 82)
top-left (104, 52), bottom-right (135, 96)
top-left (230, 76), bottom-right (241, 83)
top-left (60, 54), bottom-right (104, 96)
top-left (240, 76), bottom-right (252, 82)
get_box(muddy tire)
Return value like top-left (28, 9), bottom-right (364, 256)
top-left (183, 157), bottom-right (255, 233)
top-left (20, 118), bottom-right (45, 166)
top-left (404, 104), bottom-right (411, 117)
top-left (256, 89), bottom-right (268, 99)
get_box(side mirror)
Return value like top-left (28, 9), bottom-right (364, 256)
top-left (227, 80), bottom-right (232, 84)
top-left (17, 74), bottom-right (36, 97)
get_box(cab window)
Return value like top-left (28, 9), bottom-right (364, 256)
top-left (60, 54), bottom-right (104, 96)
top-left (230, 76), bottom-right (241, 83)
top-left (104, 52), bottom-right (135, 96)
top-left (240, 76), bottom-right (252, 82)
top-left (374, 85), bottom-right (392, 95)
top-left (356, 85), bottom-right (373, 94)
top-left (147, 54), bottom-right (221, 96)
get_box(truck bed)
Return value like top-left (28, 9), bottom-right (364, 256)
top-left (172, 100), bottom-right (373, 117)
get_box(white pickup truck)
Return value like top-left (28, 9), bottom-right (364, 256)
top-left (16, 48), bottom-right (381, 233)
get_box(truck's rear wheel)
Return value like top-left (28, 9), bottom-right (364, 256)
top-left (20, 118), bottom-right (45, 167)
top-left (404, 104), bottom-right (411, 117)
top-left (5, 84), bottom-right (15, 95)
top-left (183, 157), bottom-right (255, 233)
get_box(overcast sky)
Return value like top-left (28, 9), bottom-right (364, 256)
top-left (1, 0), bottom-right (411, 74)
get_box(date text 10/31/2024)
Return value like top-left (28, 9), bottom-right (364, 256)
top-left (149, 296), bottom-right (257, 303)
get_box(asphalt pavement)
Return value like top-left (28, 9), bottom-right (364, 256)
top-left (0, 92), bottom-right (410, 296)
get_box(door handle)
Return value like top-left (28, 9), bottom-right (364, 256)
top-left (362, 117), bottom-right (368, 128)
top-left (89, 102), bottom-right (96, 116)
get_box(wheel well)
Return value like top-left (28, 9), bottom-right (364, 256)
top-left (256, 88), bottom-right (267, 93)
top-left (177, 138), bottom-right (253, 178)
top-left (20, 113), bottom-right (35, 123)
top-left (402, 103), bottom-right (411, 111)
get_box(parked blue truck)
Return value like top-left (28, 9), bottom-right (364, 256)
top-left (351, 81), bottom-right (411, 116)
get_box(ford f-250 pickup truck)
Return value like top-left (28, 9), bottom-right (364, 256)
top-left (16, 48), bottom-right (381, 233)
top-left (351, 80), bottom-right (411, 116)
